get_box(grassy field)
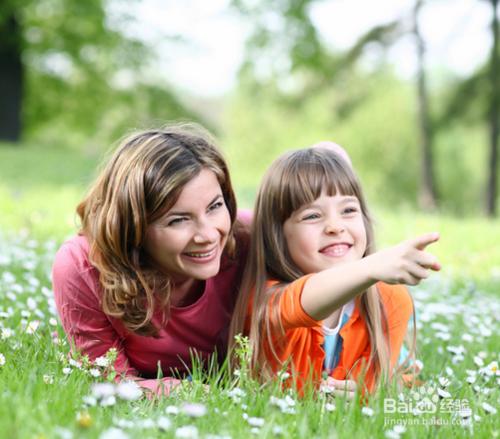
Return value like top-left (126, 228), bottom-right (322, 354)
top-left (0, 143), bottom-right (499, 438)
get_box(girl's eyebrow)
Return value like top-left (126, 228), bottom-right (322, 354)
top-left (297, 202), bottom-right (321, 211)
top-left (167, 194), bottom-right (223, 217)
top-left (340, 196), bottom-right (359, 203)
top-left (301, 195), bottom-right (358, 208)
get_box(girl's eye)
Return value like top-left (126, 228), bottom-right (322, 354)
top-left (208, 201), bottom-right (224, 212)
top-left (343, 206), bottom-right (359, 215)
top-left (167, 217), bottom-right (188, 226)
top-left (302, 213), bottom-right (320, 221)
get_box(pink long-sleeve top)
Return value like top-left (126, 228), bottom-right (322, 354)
top-left (52, 219), bottom-right (249, 393)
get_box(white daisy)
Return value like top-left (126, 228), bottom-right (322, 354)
top-left (361, 407), bottom-right (374, 417)
top-left (181, 402), bottom-right (207, 417)
top-left (25, 320), bottom-right (40, 334)
top-left (166, 405), bottom-right (180, 415)
top-left (175, 425), bottom-right (198, 438)
top-left (481, 402), bottom-right (497, 415)
top-left (157, 416), bottom-right (172, 431)
top-left (116, 381), bottom-right (142, 401)
top-left (94, 356), bottom-right (110, 368)
top-left (43, 374), bottom-right (54, 384)
top-left (99, 428), bottom-right (129, 439)
top-left (1, 328), bottom-right (13, 339)
top-left (91, 382), bottom-right (115, 398)
top-left (246, 417), bottom-right (265, 427)
top-left (474, 356), bottom-right (484, 367)
top-left (89, 368), bottom-right (101, 378)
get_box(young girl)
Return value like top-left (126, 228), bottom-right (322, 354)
top-left (229, 147), bottom-right (440, 395)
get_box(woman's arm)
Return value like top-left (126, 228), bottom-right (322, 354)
top-left (52, 244), bottom-right (135, 375)
top-left (52, 242), bottom-right (182, 395)
top-left (301, 233), bottom-right (440, 320)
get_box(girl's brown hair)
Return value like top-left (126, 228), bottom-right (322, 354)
top-left (77, 123), bottom-right (238, 336)
top-left (229, 147), bottom-right (415, 390)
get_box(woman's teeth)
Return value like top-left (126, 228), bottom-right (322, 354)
top-left (185, 250), bottom-right (214, 258)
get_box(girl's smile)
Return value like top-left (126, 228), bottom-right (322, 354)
top-left (283, 192), bottom-right (367, 274)
top-left (319, 242), bottom-right (353, 258)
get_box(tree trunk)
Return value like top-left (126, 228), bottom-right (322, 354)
top-left (0, 11), bottom-right (23, 142)
top-left (486, 0), bottom-right (499, 216)
top-left (414, 0), bottom-right (438, 211)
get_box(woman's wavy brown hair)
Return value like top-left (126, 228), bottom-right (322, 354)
top-left (77, 123), bottom-right (238, 336)
top-left (229, 147), bottom-right (416, 391)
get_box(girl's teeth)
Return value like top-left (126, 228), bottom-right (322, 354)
top-left (324, 245), bottom-right (349, 256)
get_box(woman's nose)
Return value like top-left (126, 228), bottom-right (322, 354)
top-left (193, 220), bottom-right (219, 244)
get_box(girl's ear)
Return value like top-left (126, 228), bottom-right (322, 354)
top-left (310, 141), bottom-right (352, 167)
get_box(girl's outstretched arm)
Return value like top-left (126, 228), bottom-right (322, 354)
top-left (301, 232), bottom-right (440, 320)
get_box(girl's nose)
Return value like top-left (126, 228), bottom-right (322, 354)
top-left (324, 220), bottom-right (345, 235)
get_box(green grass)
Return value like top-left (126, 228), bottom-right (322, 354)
top-left (0, 235), bottom-right (498, 438)
top-left (0, 142), bottom-right (100, 239)
top-left (0, 143), bottom-right (499, 438)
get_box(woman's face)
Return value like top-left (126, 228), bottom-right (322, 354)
top-left (144, 168), bottom-right (231, 284)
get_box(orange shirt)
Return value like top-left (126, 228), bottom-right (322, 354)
top-left (262, 276), bottom-right (413, 393)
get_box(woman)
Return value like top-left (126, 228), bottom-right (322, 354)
top-left (52, 124), bottom-right (249, 394)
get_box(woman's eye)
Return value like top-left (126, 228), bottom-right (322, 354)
top-left (209, 201), bottom-right (224, 211)
top-left (167, 217), bottom-right (187, 226)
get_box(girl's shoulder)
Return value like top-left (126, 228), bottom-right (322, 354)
top-left (375, 282), bottom-right (413, 318)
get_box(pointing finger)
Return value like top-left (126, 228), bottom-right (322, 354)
top-left (409, 232), bottom-right (440, 251)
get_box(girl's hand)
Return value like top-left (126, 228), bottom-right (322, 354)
top-left (368, 232), bottom-right (441, 286)
top-left (320, 377), bottom-right (357, 400)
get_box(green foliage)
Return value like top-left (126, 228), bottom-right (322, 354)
top-left (223, 68), bottom-right (493, 214)
top-left (231, 0), bottom-right (332, 80)
top-left (1, 0), bottom-right (202, 149)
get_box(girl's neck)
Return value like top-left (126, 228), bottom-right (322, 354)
top-left (322, 308), bottom-right (341, 329)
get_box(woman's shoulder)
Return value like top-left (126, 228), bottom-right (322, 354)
top-left (236, 208), bottom-right (252, 227)
top-left (219, 210), bottom-right (251, 271)
top-left (53, 234), bottom-right (95, 277)
top-left (52, 234), bottom-right (102, 304)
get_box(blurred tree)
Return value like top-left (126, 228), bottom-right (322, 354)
top-left (486, 0), bottom-right (499, 216)
top-left (413, 0), bottom-right (438, 211)
top-left (0, 1), bottom-right (23, 141)
top-left (230, 0), bottom-right (439, 210)
top-left (0, 0), bottom-right (197, 147)
top-left (436, 0), bottom-right (498, 216)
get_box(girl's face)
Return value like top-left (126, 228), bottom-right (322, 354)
top-left (283, 191), bottom-right (367, 274)
top-left (144, 168), bottom-right (231, 284)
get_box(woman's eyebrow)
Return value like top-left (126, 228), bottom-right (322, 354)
top-left (167, 194), bottom-right (223, 216)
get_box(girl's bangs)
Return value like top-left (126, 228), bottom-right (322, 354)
top-left (278, 152), bottom-right (359, 220)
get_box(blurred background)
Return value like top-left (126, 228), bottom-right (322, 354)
top-left (0, 0), bottom-right (499, 285)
